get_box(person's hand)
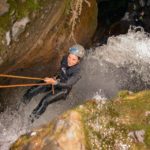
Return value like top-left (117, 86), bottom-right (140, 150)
top-left (44, 77), bottom-right (57, 85)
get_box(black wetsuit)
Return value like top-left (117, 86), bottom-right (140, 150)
top-left (23, 55), bottom-right (81, 118)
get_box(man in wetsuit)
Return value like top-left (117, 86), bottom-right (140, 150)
top-left (22, 44), bottom-right (85, 122)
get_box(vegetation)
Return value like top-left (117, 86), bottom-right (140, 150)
top-left (78, 90), bottom-right (150, 149)
top-left (0, 0), bottom-right (41, 44)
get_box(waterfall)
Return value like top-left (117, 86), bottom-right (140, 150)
top-left (0, 27), bottom-right (150, 150)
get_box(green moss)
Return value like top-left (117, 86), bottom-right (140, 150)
top-left (114, 90), bottom-right (150, 148)
top-left (8, 0), bottom-right (40, 19)
top-left (11, 134), bottom-right (31, 149)
top-left (106, 102), bottom-right (120, 118)
top-left (118, 90), bottom-right (130, 98)
top-left (115, 91), bottom-right (150, 119)
top-left (76, 103), bottom-right (94, 150)
top-left (77, 91), bottom-right (150, 149)
top-left (64, 0), bottom-right (72, 15)
top-left (0, 0), bottom-right (41, 36)
top-left (77, 101), bottom-right (129, 150)
top-left (145, 127), bottom-right (150, 147)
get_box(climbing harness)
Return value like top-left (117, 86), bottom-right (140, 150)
top-left (0, 74), bottom-right (55, 94)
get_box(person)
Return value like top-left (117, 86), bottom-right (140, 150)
top-left (22, 44), bottom-right (85, 122)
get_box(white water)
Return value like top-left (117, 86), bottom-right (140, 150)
top-left (0, 108), bottom-right (29, 149)
top-left (0, 27), bottom-right (150, 149)
top-left (74, 27), bottom-right (150, 100)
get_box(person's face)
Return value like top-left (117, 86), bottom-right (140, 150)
top-left (67, 54), bottom-right (80, 67)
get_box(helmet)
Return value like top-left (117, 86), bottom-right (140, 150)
top-left (69, 44), bottom-right (85, 58)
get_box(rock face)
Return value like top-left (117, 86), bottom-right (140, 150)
top-left (12, 17), bottom-right (30, 41)
top-left (0, 0), bottom-right (10, 16)
top-left (11, 90), bottom-right (150, 150)
top-left (0, 0), bottom-right (97, 75)
top-left (11, 111), bottom-right (86, 150)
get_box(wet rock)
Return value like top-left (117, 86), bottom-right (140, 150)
top-left (128, 130), bottom-right (145, 143)
top-left (53, 111), bottom-right (86, 150)
top-left (11, 90), bottom-right (150, 150)
top-left (1, 40), bottom-right (5, 45)
top-left (30, 131), bottom-right (37, 136)
top-left (139, 0), bottom-right (145, 7)
top-left (0, 0), bottom-right (97, 74)
top-left (0, 57), bottom-right (4, 65)
top-left (31, 12), bottom-right (36, 19)
top-left (147, 0), bottom-right (150, 6)
top-left (145, 111), bottom-right (150, 116)
top-left (5, 31), bottom-right (11, 46)
top-left (25, 32), bottom-right (30, 38)
top-left (12, 17), bottom-right (30, 41)
top-left (21, 0), bottom-right (26, 3)
top-left (0, 0), bottom-right (10, 16)
top-left (11, 111), bottom-right (86, 150)
top-left (122, 12), bottom-right (130, 21)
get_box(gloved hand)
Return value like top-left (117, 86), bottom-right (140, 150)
top-left (44, 77), bottom-right (57, 85)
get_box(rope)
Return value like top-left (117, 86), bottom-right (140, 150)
top-left (52, 85), bottom-right (55, 95)
top-left (0, 74), bottom-right (55, 94)
top-left (0, 74), bottom-right (44, 81)
top-left (0, 83), bottom-right (50, 88)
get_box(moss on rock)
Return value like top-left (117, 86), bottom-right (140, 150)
top-left (11, 90), bottom-right (150, 150)
top-left (78, 90), bottom-right (150, 149)
top-left (0, 0), bottom-right (40, 29)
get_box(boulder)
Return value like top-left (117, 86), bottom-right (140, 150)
top-left (11, 90), bottom-right (150, 150)
top-left (11, 111), bottom-right (86, 150)
top-left (0, 0), bottom-right (97, 76)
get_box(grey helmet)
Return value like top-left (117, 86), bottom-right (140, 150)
top-left (69, 44), bottom-right (85, 58)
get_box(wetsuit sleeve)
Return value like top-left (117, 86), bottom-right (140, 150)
top-left (54, 56), bottom-right (67, 78)
top-left (56, 72), bottom-right (81, 88)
